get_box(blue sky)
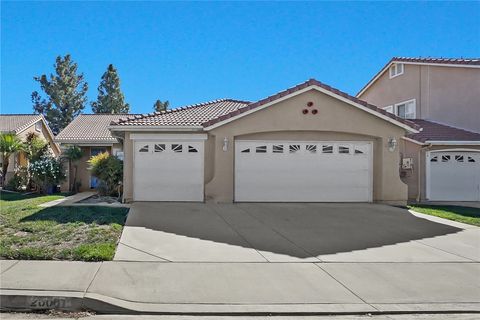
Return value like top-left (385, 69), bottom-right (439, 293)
top-left (1, 1), bottom-right (479, 115)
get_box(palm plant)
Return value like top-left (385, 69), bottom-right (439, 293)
top-left (64, 145), bottom-right (83, 192)
top-left (0, 133), bottom-right (24, 186)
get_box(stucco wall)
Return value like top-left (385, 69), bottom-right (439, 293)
top-left (205, 89), bottom-right (408, 203)
top-left (425, 66), bottom-right (480, 132)
top-left (121, 89), bottom-right (410, 203)
top-left (360, 64), bottom-right (480, 133)
top-left (360, 64), bottom-right (421, 113)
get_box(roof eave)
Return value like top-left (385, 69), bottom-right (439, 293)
top-left (425, 140), bottom-right (480, 145)
top-left (108, 125), bottom-right (204, 132)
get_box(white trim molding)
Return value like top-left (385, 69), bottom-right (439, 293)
top-left (130, 133), bottom-right (208, 141)
top-left (204, 85), bottom-right (419, 133)
top-left (108, 125), bottom-right (203, 132)
top-left (401, 136), bottom-right (425, 146)
top-left (425, 140), bottom-right (480, 146)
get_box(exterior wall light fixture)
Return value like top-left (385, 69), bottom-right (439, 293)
top-left (387, 137), bottom-right (397, 152)
top-left (223, 137), bottom-right (229, 151)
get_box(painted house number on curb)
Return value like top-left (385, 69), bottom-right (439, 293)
top-left (28, 297), bottom-right (69, 309)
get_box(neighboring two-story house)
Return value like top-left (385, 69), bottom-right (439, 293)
top-left (0, 114), bottom-right (60, 184)
top-left (357, 57), bottom-right (480, 202)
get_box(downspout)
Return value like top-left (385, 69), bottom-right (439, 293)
top-left (416, 143), bottom-right (431, 203)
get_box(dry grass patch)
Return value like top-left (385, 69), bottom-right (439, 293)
top-left (0, 191), bottom-right (128, 261)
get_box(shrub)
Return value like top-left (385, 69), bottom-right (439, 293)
top-left (29, 153), bottom-right (65, 194)
top-left (88, 152), bottom-right (123, 197)
top-left (5, 166), bottom-right (29, 191)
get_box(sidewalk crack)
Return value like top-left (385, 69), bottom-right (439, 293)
top-left (314, 263), bottom-right (379, 312)
top-left (0, 260), bottom-right (20, 275)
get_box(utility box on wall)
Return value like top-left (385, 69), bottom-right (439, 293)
top-left (402, 157), bottom-right (413, 170)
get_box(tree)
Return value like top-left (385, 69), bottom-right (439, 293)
top-left (91, 64), bottom-right (130, 114)
top-left (23, 132), bottom-right (49, 190)
top-left (88, 152), bottom-right (123, 197)
top-left (153, 99), bottom-right (169, 113)
top-left (24, 132), bottom-right (48, 163)
top-left (64, 145), bottom-right (83, 193)
top-left (32, 54), bottom-right (88, 134)
top-left (0, 133), bottom-right (24, 185)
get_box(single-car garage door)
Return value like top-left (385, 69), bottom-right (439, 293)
top-left (427, 151), bottom-right (480, 201)
top-left (134, 140), bottom-right (204, 201)
top-left (235, 141), bottom-right (373, 202)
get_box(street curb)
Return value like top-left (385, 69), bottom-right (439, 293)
top-left (2, 290), bottom-right (480, 315)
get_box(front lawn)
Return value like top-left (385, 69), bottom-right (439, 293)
top-left (409, 205), bottom-right (480, 226)
top-left (0, 191), bottom-right (128, 261)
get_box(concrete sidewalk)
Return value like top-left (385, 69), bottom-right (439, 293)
top-left (1, 260), bottom-right (479, 315)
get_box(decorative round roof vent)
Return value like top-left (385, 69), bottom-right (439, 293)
top-left (302, 109), bottom-right (309, 114)
top-left (307, 101), bottom-right (314, 107)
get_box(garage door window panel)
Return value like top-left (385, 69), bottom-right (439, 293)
top-left (188, 146), bottom-right (198, 153)
top-left (255, 145), bottom-right (267, 153)
top-left (338, 145), bottom-right (351, 154)
top-left (273, 145), bottom-right (284, 153)
top-left (322, 145), bottom-right (333, 154)
top-left (171, 144), bottom-right (183, 153)
top-left (289, 145), bottom-right (301, 153)
top-left (138, 145), bottom-right (149, 153)
top-left (154, 144), bottom-right (165, 152)
top-left (306, 145), bottom-right (317, 153)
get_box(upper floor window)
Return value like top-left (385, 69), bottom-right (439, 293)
top-left (35, 121), bottom-right (42, 132)
top-left (384, 99), bottom-right (416, 119)
top-left (389, 63), bottom-right (404, 79)
top-left (395, 99), bottom-right (416, 119)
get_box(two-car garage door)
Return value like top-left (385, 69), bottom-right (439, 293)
top-left (235, 141), bottom-right (373, 202)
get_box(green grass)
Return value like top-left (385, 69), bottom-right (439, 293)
top-left (0, 191), bottom-right (128, 261)
top-left (409, 205), bottom-right (480, 226)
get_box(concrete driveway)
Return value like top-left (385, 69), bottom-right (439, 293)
top-left (114, 202), bottom-right (479, 262)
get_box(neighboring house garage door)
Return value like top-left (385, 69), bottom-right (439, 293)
top-left (427, 151), bottom-right (480, 201)
top-left (133, 140), bottom-right (204, 201)
top-left (235, 141), bottom-right (373, 202)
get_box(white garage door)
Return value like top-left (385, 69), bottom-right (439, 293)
top-left (134, 141), bottom-right (204, 201)
top-left (235, 141), bottom-right (373, 202)
top-left (427, 151), bottom-right (480, 201)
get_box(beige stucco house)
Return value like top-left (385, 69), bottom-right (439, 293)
top-left (357, 57), bottom-right (480, 201)
top-left (108, 79), bottom-right (419, 204)
top-left (0, 114), bottom-right (60, 183)
top-left (55, 114), bottom-right (127, 192)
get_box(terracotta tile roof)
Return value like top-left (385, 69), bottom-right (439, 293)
top-left (111, 80), bottom-right (418, 131)
top-left (0, 114), bottom-right (43, 134)
top-left (202, 79), bottom-right (420, 130)
top-left (111, 99), bottom-right (250, 127)
top-left (393, 57), bottom-right (480, 66)
top-left (357, 57), bottom-right (480, 97)
top-left (56, 114), bottom-right (136, 143)
top-left (407, 119), bottom-right (480, 143)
